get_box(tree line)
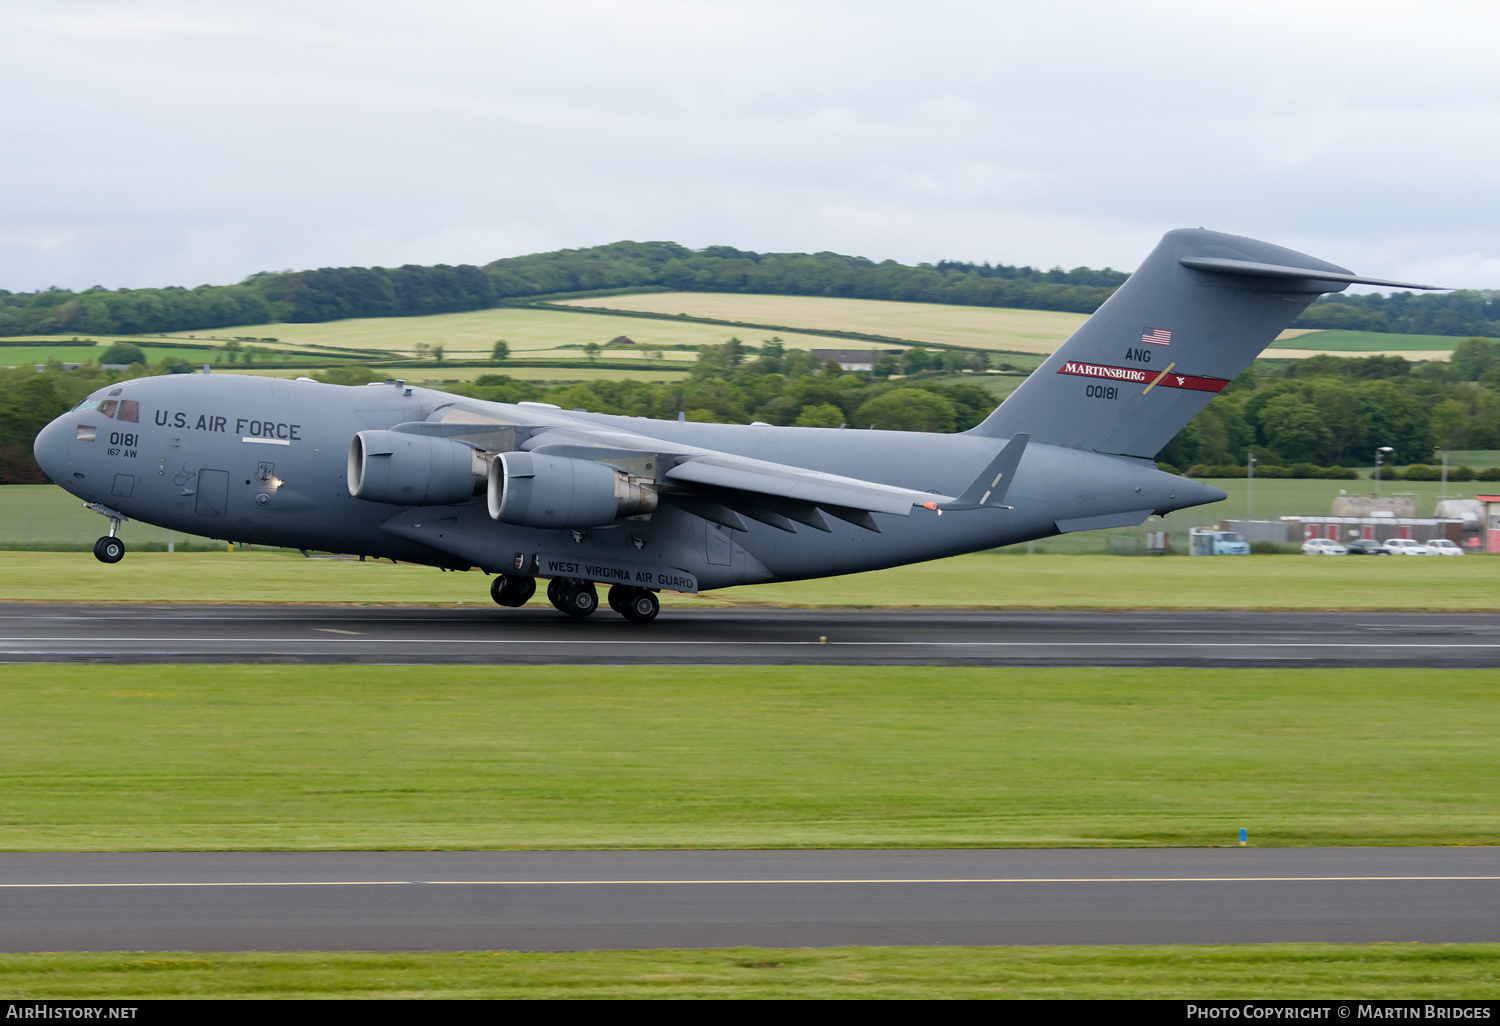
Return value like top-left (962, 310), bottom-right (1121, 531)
top-left (0, 242), bottom-right (1130, 338)
top-left (6, 240), bottom-right (1498, 340)
top-left (1157, 342), bottom-right (1500, 471)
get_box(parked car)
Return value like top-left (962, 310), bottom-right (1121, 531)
top-left (1200, 530), bottom-right (1251, 555)
top-left (1424, 538), bottom-right (1465, 556)
top-left (1382, 538), bottom-right (1431, 555)
top-left (1344, 539), bottom-right (1389, 555)
top-left (1302, 538), bottom-right (1348, 555)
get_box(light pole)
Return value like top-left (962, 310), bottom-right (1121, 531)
top-left (1437, 447), bottom-right (1449, 501)
top-left (1247, 452), bottom-right (1256, 521)
top-left (1374, 446), bottom-right (1394, 498)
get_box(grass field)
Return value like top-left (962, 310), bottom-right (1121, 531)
top-left (0, 547), bottom-right (1495, 608)
top-left (1270, 330), bottom-right (1474, 353)
top-left (166, 308), bottom-right (847, 360)
top-left (1180, 476), bottom-right (1493, 525)
top-left (924, 372), bottom-right (1030, 401)
top-left (0, 344), bottom-right (229, 368)
top-left (0, 485), bottom-right (219, 550)
top-left (565, 292), bottom-right (1088, 354)
top-left (4, 945), bottom-right (1497, 999)
top-left (3, 664), bottom-right (1500, 851)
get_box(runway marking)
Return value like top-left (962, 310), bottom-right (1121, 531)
top-left (312, 628), bottom-right (363, 635)
top-left (3, 876), bottom-right (1499, 888)
top-left (4, 637), bottom-right (1500, 650)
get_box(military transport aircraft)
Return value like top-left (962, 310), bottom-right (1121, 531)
top-left (31, 229), bottom-right (1437, 622)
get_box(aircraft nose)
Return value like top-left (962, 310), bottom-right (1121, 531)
top-left (32, 416), bottom-right (71, 483)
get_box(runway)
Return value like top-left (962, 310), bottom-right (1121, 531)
top-left (1, 603), bottom-right (1499, 666)
top-left (2, 848), bottom-right (1497, 951)
top-left (4, 605), bottom-right (1495, 955)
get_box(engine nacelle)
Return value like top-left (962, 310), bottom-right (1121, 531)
top-left (488, 452), bottom-right (658, 528)
top-left (348, 430), bottom-right (487, 505)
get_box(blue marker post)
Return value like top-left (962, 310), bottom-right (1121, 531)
top-left (1239, 828), bottom-right (1248, 846)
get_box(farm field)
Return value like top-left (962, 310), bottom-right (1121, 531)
top-left (0, 343), bottom-right (230, 367)
top-left (220, 365), bottom-right (693, 384)
top-left (4, 944), bottom-right (1497, 999)
top-left (923, 372), bottom-right (1030, 401)
top-left (3, 664), bottom-right (1499, 851)
top-left (166, 309), bottom-right (841, 360)
top-left (565, 292), bottom-right (1087, 353)
top-left (1269, 329), bottom-right (1475, 353)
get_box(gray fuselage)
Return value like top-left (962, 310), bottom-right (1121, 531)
top-left (32, 372), bottom-right (1223, 592)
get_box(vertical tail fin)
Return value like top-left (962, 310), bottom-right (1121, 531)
top-left (970, 228), bottom-right (1438, 458)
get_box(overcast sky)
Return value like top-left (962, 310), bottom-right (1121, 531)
top-left (5, 0), bottom-right (1498, 294)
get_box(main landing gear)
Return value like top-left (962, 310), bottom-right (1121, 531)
top-left (547, 577), bottom-right (598, 618)
top-left (608, 584), bottom-right (660, 624)
top-left (489, 574), bottom-right (659, 622)
top-left (490, 575), bottom-right (536, 607)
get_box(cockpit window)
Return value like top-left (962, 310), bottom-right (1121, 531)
top-left (117, 400), bottom-right (138, 423)
top-left (75, 399), bottom-right (103, 412)
top-left (108, 388), bottom-right (123, 397)
top-left (98, 400), bottom-right (118, 419)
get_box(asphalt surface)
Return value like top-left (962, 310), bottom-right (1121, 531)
top-left (2, 604), bottom-right (1500, 666)
top-left (2, 848), bottom-right (1497, 951)
top-left (5, 604), bottom-right (1496, 954)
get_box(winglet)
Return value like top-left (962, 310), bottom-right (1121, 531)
top-left (940, 433), bottom-right (1029, 511)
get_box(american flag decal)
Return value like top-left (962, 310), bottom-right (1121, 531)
top-left (1141, 327), bottom-right (1171, 346)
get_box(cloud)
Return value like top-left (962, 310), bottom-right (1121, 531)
top-left (3, 0), bottom-right (1499, 290)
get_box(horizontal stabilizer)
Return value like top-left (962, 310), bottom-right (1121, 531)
top-left (940, 433), bottom-right (1029, 511)
top-left (1178, 257), bottom-right (1441, 291)
top-left (968, 228), bottom-right (1436, 460)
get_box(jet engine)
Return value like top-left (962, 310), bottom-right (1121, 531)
top-left (488, 451), bottom-right (657, 528)
top-left (347, 430), bottom-right (487, 505)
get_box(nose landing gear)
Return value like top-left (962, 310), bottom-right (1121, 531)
top-left (93, 536), bottom-right (125, 564)
top-left (84, 502), bottom-right (129, 564)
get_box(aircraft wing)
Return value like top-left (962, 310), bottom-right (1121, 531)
top-left (409, 403), bottom-right (970, 533)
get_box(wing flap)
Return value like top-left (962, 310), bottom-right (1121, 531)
top-left (664, 457), bottom-right (943, 517)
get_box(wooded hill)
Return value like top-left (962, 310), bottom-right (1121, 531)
top-left (2, 239), bottom-right (1495, 339)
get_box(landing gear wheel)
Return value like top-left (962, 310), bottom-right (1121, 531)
top-left (607, 584), bottom-right (632, 614)
top-left (620, 589), bottom-right (659, 624)
top-left (546, 577), bottom-right (566, 609)
top-left (559, 581), bottom-right (598, 618)
top-left (490, 575), bottom-right (536, 607)
top-left (93, 536), bottom-right (125, 564)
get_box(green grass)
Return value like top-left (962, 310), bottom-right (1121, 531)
top-left (165, 308), bottom-right (851, 359)
top-left (3, 665), bottom-right (1500, 851)
top-left (0, 484), bottom-right (218, 549)
top-left (923, 372), bottom-right (1031, 400)
top-left (0, 345), bottom-right (233, 367)
top-left (5, 544), bottom-right (1497, 609)
top-left (3, 945), bottom-right (1498, 998)
top-left (0, 547), bottom-right (1495, 608)
top-left (1270, 330), bottom-right (1471, 353)
top-left (1181, 476), bottom-right (1492, 526)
